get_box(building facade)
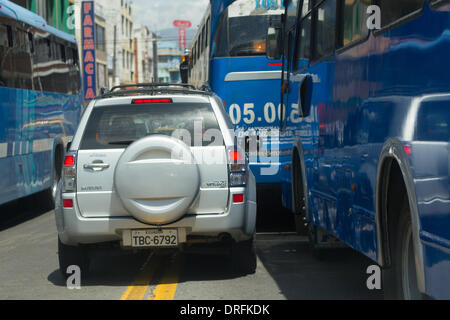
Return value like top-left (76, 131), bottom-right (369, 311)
top-left (72, 0), bottom-right (107, 95)
top-left (13, 0), bottom-right (159, 88)
top-left (157, 41), bottom-right (182, 83)
top-left (73, 0), bottom-right (136, 87)
top-left (119, 0), bottom-right (134, 84)
top-left (133, 25), bottom-right (155, 83)
top-left (12, 0), bottom-right (76, 34)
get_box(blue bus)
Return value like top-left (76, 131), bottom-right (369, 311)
top-left (189, 0), bottom-right (299, 218)
top-left (0, 0), bottom-right (82, 209)
top-left (275, 0), bottom-right (450, 299)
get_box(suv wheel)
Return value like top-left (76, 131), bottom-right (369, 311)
top-left (230, 239), bottom-right (257, 275)
top-left (58, 238), bottom-right (90, 279)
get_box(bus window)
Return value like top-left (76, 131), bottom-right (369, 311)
top-left (60, 44), bottom-right (66, 62)
top-left (201, 25), bottom-right (205, 53)
top-left (72, 47), bottom-right (79, 67)
top-left (0, 24), bottom-right (12, 87)
top-left (379, 0), bottom-right (425, 27)
top-left (212, 0), bottom-right (284, 57)
top-left (286, 0), bottom-right (299, 30)
top-left (212, 14), bottom-right (227, 57)
top-left (204, 17), bottom-right (210, 50)
top-left (313, 0), bottom-right (336, 60)
top-left (340, 0), bottom-right (370, 47)
top-left (28, 32), bottom-right (34, 53)
top-left (295, 13), bottom-right (311, 69)
top-left (12, 28), bottom-right (32, 89)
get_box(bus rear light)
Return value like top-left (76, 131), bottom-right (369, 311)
top-left (63, 152), bottom-right (76, 193)
top-left (233, 194), bottom-right (244, 203)
top-left (132, 98), bottom-right (173, 104)
top-left (63, 199), bottom-right (73, 208)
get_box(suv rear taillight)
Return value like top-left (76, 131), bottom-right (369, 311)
top-left (228, 148), bottom-right (246, 187)
top-left (63, 152), bottom-right (76, 192)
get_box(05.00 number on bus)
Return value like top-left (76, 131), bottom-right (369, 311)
top-left (228, 103), bottom-right (302, 125)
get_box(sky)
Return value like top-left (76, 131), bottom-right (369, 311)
top-left (132, 0), bottom-right (210, 35)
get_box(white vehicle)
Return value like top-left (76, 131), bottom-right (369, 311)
top-left (54, 84), bottom-right (257, 276)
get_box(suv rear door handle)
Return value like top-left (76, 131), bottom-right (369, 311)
top-left (83, 163), bottom-right (110, 171)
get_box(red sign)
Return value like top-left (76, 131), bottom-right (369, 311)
top-left (82, 1), bottom-right (96, 101)
top-left (173, 20), bottom-right (192, 28)
top-left (178, 28), bottom-right (186, 49)
top-left (173, 20), bottom-right (191, 50)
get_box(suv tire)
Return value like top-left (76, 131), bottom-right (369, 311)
top-left (58, 238), bottom-right (90, 279)
top-left (230, 239), bottom-right (257, 275)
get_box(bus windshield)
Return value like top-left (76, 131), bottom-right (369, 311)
top-left (213, 0), bottom-right (283, 57)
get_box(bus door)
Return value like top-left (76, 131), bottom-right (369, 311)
top-left (294, 0), bottom-right (341, 233)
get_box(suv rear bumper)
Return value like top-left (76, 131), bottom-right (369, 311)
top-left (55, 189), bottom-right (256, 247)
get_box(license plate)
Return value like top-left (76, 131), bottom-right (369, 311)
top-left (131, 229), bottom-right (178, 247)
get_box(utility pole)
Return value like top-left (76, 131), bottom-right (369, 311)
top-left (134, 37), bottom-right (138, 83)
top-left (152, 36), bottom-right (158, 82)
top-left (113, 25), bottom-right (117, 86)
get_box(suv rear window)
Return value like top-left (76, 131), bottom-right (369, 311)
top-left (80, 103), bottom-right (224, 149)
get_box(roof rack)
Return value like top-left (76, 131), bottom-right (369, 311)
top-left (109, 83), bottom-right (197, 92)
top-left (97, 83), bottom-right (212, 99)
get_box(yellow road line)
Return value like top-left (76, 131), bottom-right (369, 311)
top-left (149, 254), bottom-right (184, 300)
top-left (121, 253), bottom-right (161, 300)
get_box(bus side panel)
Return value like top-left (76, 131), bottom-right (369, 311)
top-left (0, 87), bottom-right (23, 205)
top-left (0, 87), bottom-right (81, 207)
top-left (22, 89), bottom-right (81, 198)
top-left (366, 5), bottom-right (450, 299)
top-left (301, 61), bottom-right (377, 256)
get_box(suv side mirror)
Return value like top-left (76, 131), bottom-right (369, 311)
top-left (266, 26), bottom-right (282, 60)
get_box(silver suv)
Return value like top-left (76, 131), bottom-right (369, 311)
top-left (54, 84), bottom-right (257, 276)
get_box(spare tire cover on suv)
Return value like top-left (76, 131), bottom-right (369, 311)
top-left (114, 135), bottom-right (200, 225)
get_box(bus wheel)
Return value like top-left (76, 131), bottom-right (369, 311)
top-left (58, 238), bottom-right (90, 280)
top-left (307, 225), bottom-right (324, 260)
top-left (39, 165), bottom-right (59, 210)
top-left (293, 157), bottom-right (308, 236)
top-left (40, 148), bottom-right (63, 210)
top-left (383, 202), bottom-right (422, 300)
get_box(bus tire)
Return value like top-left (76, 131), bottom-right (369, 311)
top-left (230, 239), bottom-right (257, 275)
top-left (307, 225), bottom-right (324, 260)
top-left (40, 146), bottom-right (63, 210)
top-left (294, 211), bottom-right (308, 236)
top-left (58, 238), bottom-right (90, 280)
top-left (382, 201), bottom-right (423, 300)
top-left (293, 154), bottom-right (308, 236)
